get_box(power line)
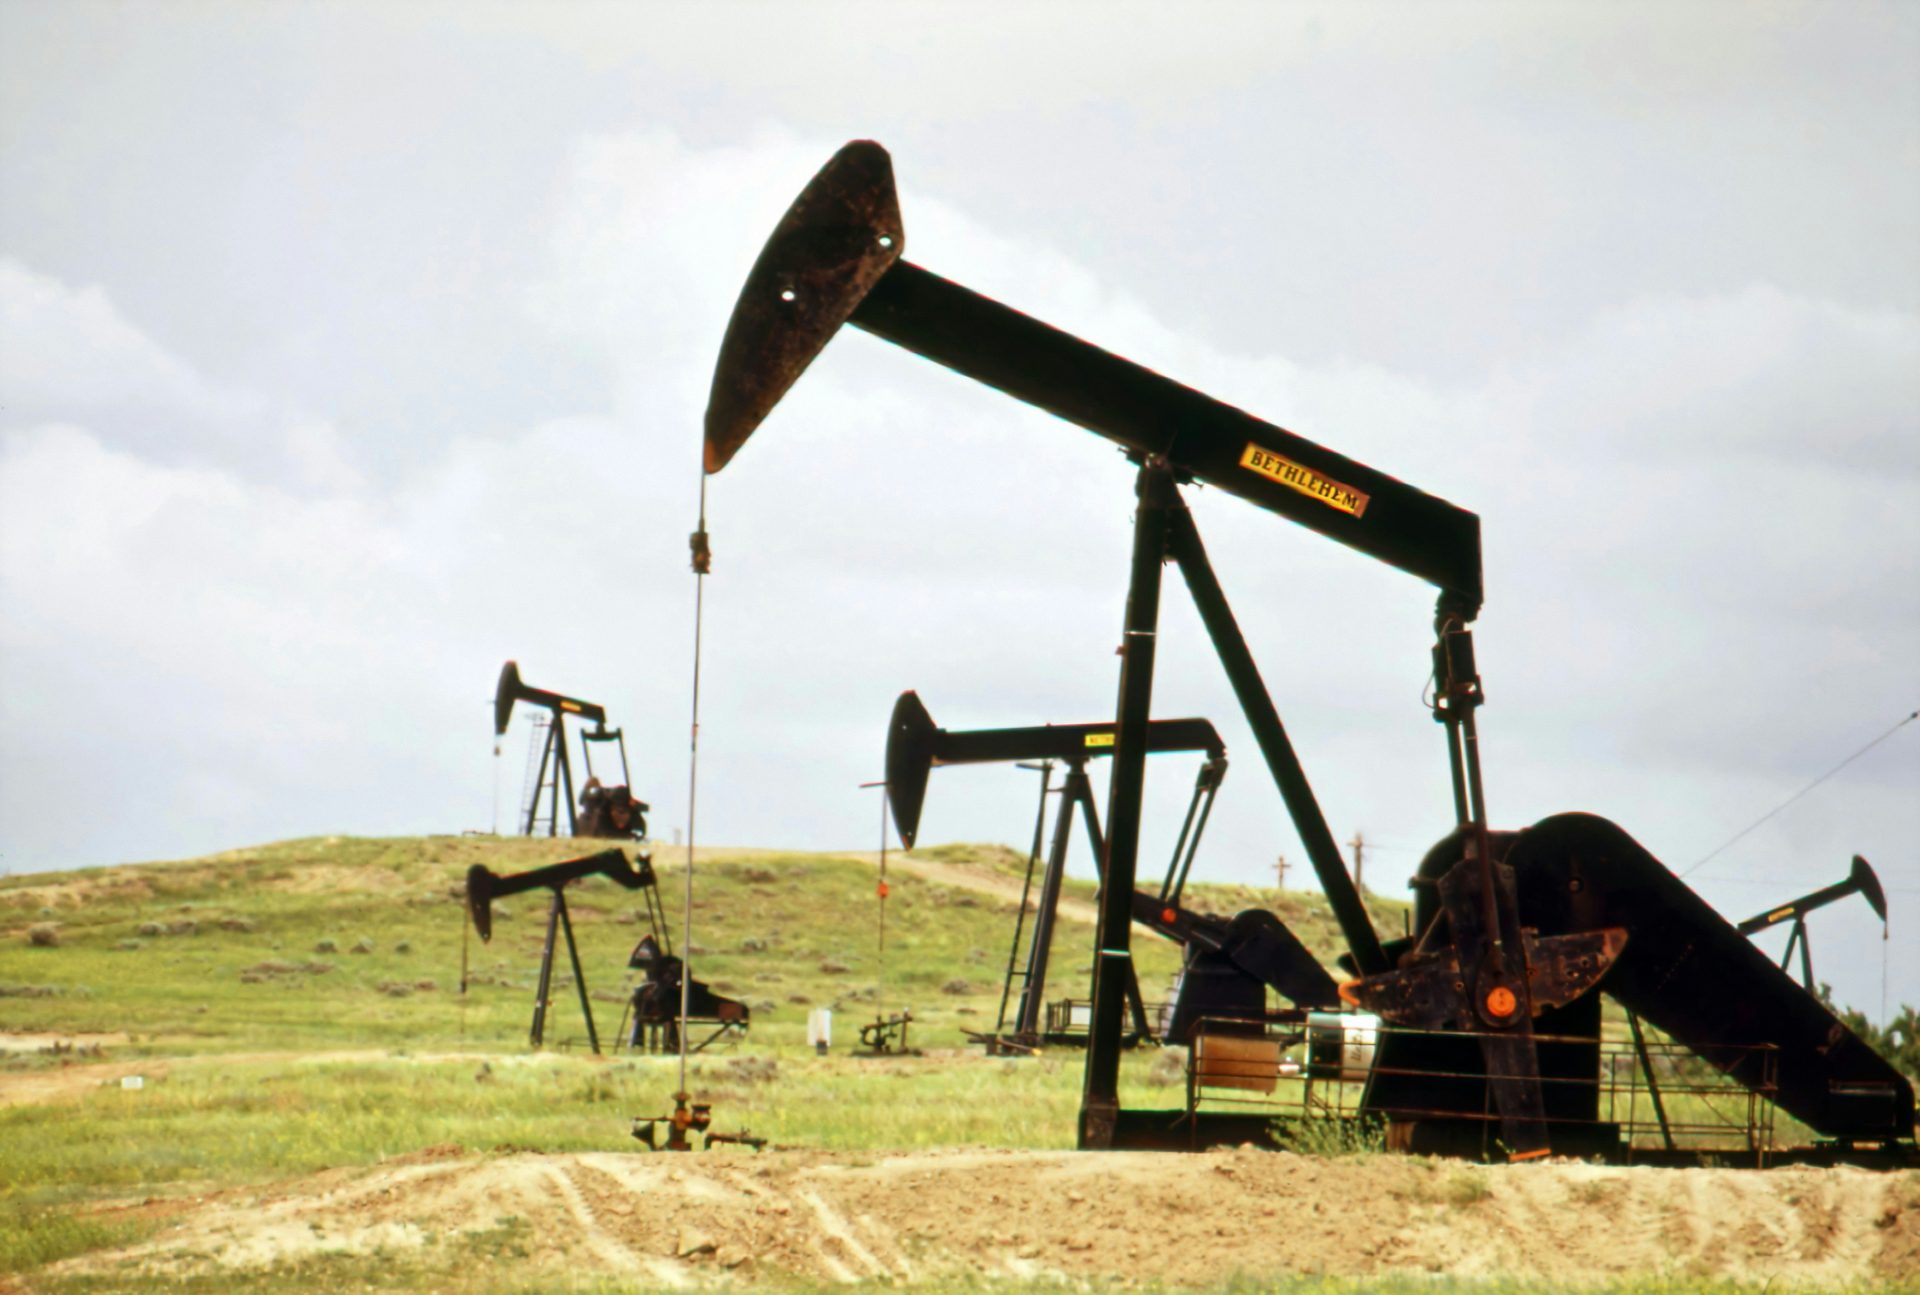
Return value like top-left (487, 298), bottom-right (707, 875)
top-left (1680, 707), bottom-right (1917, 880)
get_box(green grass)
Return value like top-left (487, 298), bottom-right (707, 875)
top-left (0, 835), bottom-right (1877, 1294)
top-left (0, 835), bottom-right (1401, 1058)
top-left (1, 834), bottom-right (1394, 1285)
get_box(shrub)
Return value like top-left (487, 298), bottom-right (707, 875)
top-left (1821, 986), bottom-right (1920, 1086)
top-left (27, 924), bottom-right (60, 948)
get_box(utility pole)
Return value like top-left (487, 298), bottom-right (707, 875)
top-left (1348, 831), bottom-right (1366, 895)
top-left (1274, 854), bottom-right (1288, 893)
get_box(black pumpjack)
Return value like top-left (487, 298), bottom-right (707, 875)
top-left (702, 140), bottom-right (1915, 1162)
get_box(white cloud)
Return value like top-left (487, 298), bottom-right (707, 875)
top-left (0, 258), bottom-right (363, 493)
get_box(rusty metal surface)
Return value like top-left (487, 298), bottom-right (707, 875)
top-left (703, 140), bottom-right (903, 472)
top-left (1341, 927), bottom-right (1626, 1029)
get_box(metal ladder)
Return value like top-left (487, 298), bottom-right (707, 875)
top-left (519, 715), bottom-right (556, 836)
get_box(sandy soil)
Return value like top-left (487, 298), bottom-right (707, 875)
top-left (51, 1145), bottom-right (1920, 1289)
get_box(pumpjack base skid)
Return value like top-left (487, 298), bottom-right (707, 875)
top-left (1104, 1109), bottom-right (1920, 1168)
top-left (965, 1028), bottom-right (1157, 1057)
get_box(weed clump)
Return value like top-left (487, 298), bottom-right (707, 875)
top-left (740, 936), bottom-right (769, 952)
top-left (217, 916), bottom-right (256, 933)
top-left (394, 940), bottom-right (413, 954)
top-left (820, 959), bottom-right (852, 975)
top-left (1147, 1047), bottom-right (1188, 1087)
top-left (165, 919), bottom-right (198, 936)
top-left (239, 960), bottom-right (334, 984)
top-left (314, 939), bottom-right (338, 954)
top-left (1276, 1115), bottom-right (1388, 1157)
top-left (350, 938), bottom-right (375, 955)
top-left (941, 978), bottom-right (973, 996)
top-left (27, 923), bottom-right (60, 947)
top-left (723, 1055), bottom-right (778, 1085)
top-left (115, 939), bottom-right (143, 951)
top-left (137, 922), bottom-right (163, 938)
top-left (377, 980), bottom-right (414, 997)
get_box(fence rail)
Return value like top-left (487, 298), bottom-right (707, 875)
top-left (1182, 1011), bottom-right (1779, 1161)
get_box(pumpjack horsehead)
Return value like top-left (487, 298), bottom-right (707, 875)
top-left (703, 141), bottom-right (1914, 1160)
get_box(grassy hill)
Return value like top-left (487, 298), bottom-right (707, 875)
top-left (0, 834), bottom-right (1405, 1057)
top-left (1, 834), bottom-right (1411, 1285)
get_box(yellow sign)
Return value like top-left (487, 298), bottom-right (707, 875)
top-left (1083, 732), bottom-right (1115, 749)
top-left (560, 701), bottom-right (582, 713)
top-left (1239, 444), bottom-right (1370, 518)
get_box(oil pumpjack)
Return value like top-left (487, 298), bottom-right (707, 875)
top-left (494, 661), bottom-right (647, 839)
top-left (700, 140), bottom-right (1914, 1163)
top-left (463, 846), bottom-right (748, 1054)
top-left (465, 847), bottom-right (649, 1052)
top-left (1737, 855), bottom-right (1888, 994)
top-left (886, 691), bottom-right (1339, 1053)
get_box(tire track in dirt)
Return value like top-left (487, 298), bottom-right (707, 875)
top-left (45, 1148), bottom-right (1919, 1289)
top-left (540, 1161), bottom-right (690, 1288)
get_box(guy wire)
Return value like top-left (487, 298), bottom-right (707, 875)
top-left (1681, 707), bottom-right (1917, 879)
top-left (680, 472), bottom-right (710, 1097)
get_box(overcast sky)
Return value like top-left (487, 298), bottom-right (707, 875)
top-left (2, 2), bottom-right (1914, 1021)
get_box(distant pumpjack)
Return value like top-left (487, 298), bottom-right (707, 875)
top-left (1737, 855), bottom-right (1888, 992)
top-left (465, 848), bottom-right (653, 1052)
top-left (494, 661), bottom-right (646, 839)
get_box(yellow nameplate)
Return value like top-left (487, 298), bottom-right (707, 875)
top-left (1240, 444), bottom-right (1370, 518)
top-left (1083, 732), bottom-right (1115, 749)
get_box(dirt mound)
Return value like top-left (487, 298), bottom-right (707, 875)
top-left (56, 1148), bottom-right (1918, 1288)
